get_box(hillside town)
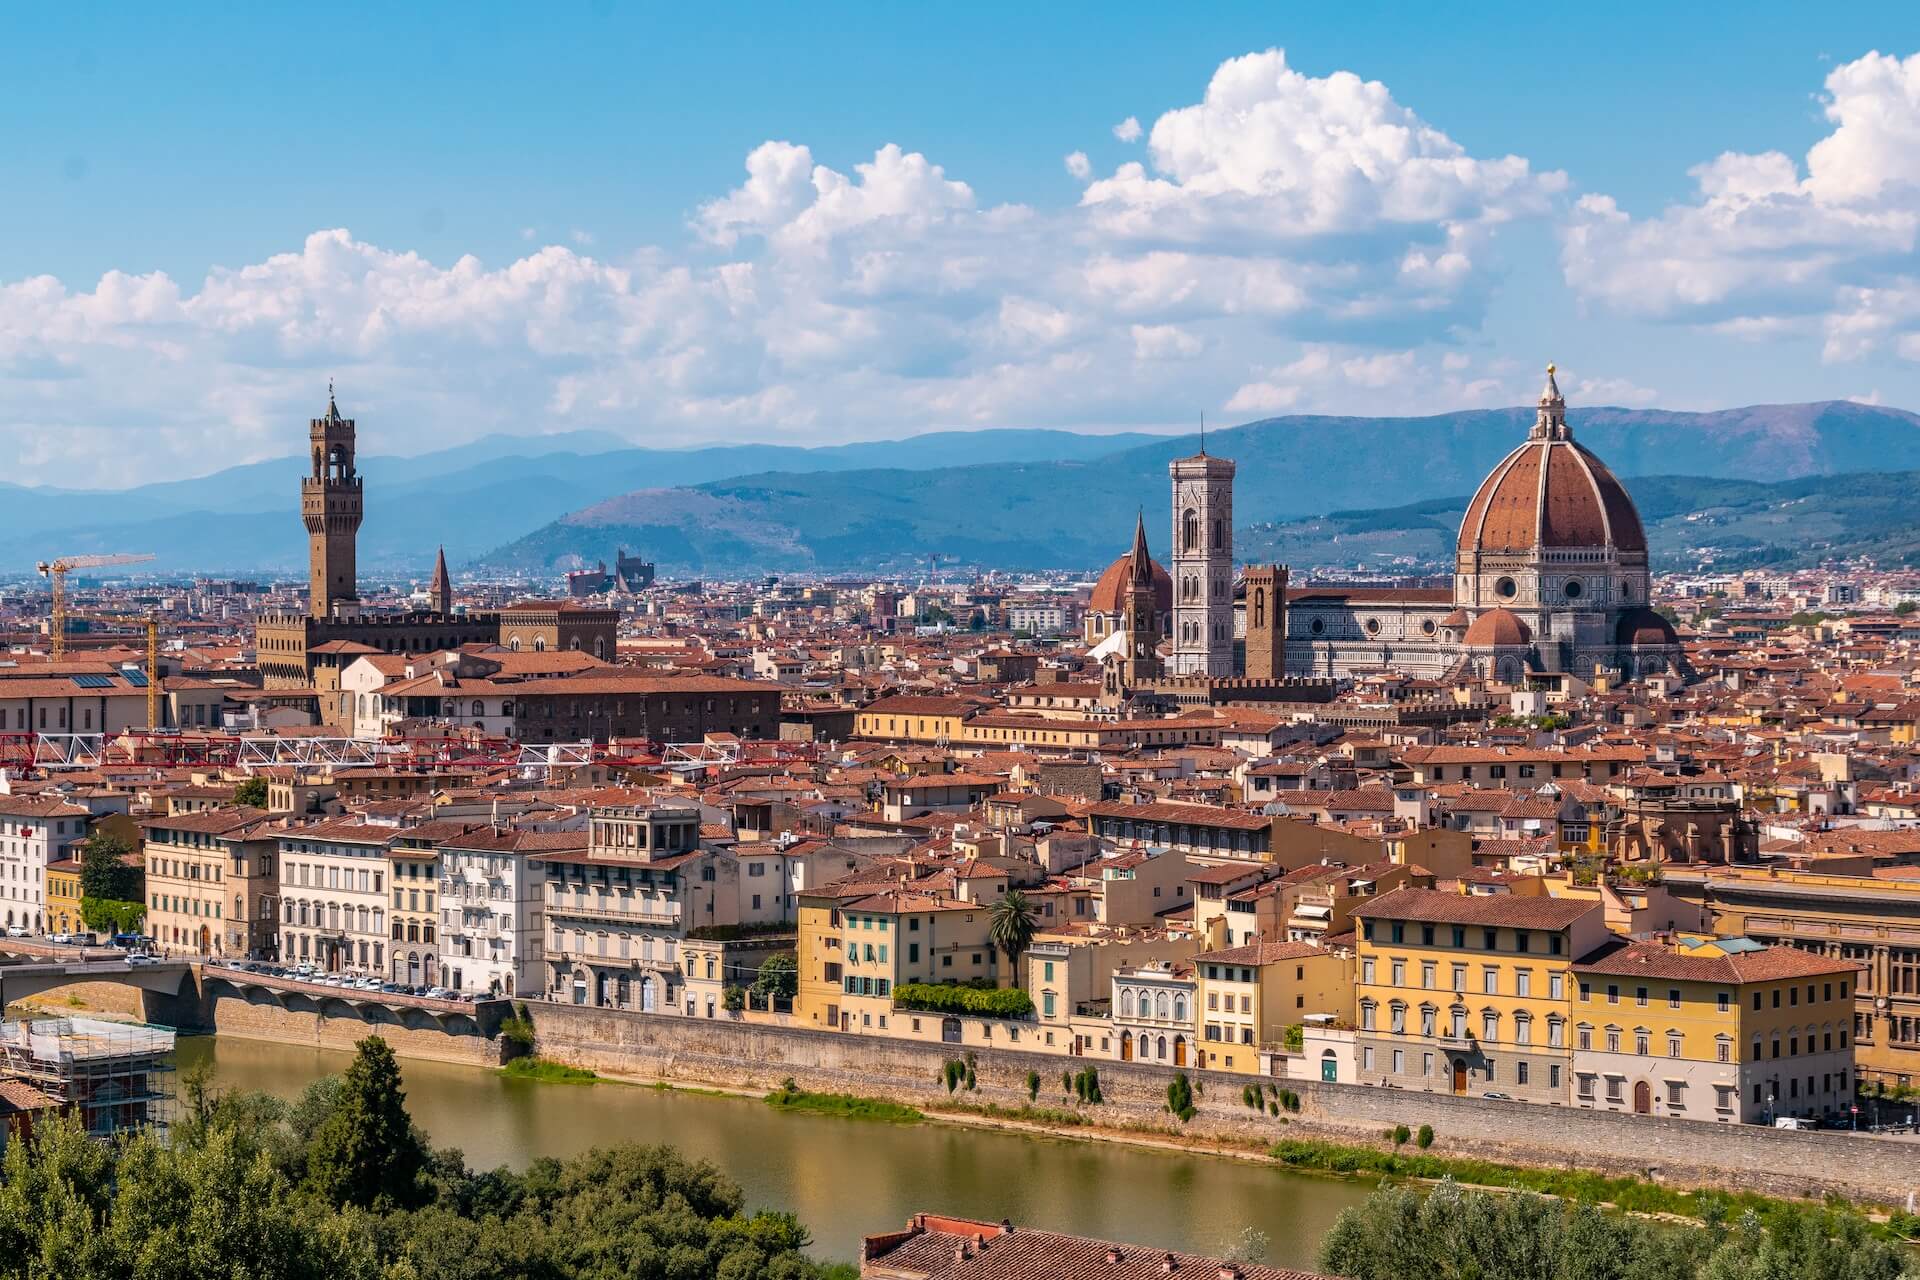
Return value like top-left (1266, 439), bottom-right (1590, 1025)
top-left (0, 378), bottom-right (1914, 1151)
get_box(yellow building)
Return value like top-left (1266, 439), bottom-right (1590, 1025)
top-left (45, 857), bottom-right (84, 936)
top-left (796, 882), bottom-right (1000, 1035)
top-left (851, 696), bottom-right (978, 744)
top-left (1351, 887), bottom-right (1609, 1102)
top-left (1662, 865), bottom-right (1920, 1088)
top-left (1193, 940), bottom-right (1354, 1073)
top-left (1570, 935), bottom-right (1860, 1124)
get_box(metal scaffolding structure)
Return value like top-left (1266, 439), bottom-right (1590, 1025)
top-left (0, 1018), bottom-right (176, 1137)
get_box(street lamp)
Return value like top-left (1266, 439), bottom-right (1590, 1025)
top-left (1764, 1092), bottom-right (1776, 1126)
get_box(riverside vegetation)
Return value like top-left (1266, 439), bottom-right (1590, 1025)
top-left (1320, 1181), bottom-right (1920, 1279)
top-left (0, 1036), bottom-right (850, 1280)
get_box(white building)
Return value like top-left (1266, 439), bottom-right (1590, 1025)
top-left (275, 820), bottom-right (393, 975)
top-left (0, 793), bottom-right (90, 933)
top-left (437, 827), bottom-right (568, 998)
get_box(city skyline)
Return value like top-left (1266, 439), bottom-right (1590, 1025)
top-left (2, 6), bottom-right (1919, 486)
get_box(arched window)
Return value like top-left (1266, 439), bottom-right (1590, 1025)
top-left (1173, 995), bottom-right (1188, 1022)
top-left (533, 637), bottom-right (547, 652)
top-left (1253, 588), bottom-right (1265, 629)
top-left (1182, 509), bottom-right (1198, 551)
top-left (1121, 989), bottom-right (1136, 1019)
top-left (1210, 517), bottom-right (1222, 550)
top-left (471, 700), bottom-right (485, 717)
top-left (1154, 991), bottom-right (1170, 1019)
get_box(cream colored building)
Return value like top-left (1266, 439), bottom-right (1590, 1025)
top-left (141, 807), bottom-right (279, 959)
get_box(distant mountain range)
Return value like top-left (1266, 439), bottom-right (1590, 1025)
top-left (480, 400), bottom-right (1920, 577)
top-left (9, 400), bottom-right (1919, 579)
top-left (0, 427), bottom-right (1161, 577)
top-left (1241, 470), bottom-right (1920, 575)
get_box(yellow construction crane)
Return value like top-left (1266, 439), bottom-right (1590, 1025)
top-left (63, 611), bottom-right (163, 730)
top-left (36, 553), bottom-right (154, 658)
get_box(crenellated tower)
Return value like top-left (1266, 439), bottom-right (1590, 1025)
top-left (303, 385), bottom-right (364, 619)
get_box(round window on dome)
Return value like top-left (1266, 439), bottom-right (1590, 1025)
top-left (1564, 579), bottom-right (1583, 600)
top-left (1421, 619), bottom-right (1437, 636)
top-left (1309, 618), bottom-right (1325, 636)
top-left (1365, 618), bottom-right (1381, 636)
top-left (1495, 577), bottom-right (1518, 599)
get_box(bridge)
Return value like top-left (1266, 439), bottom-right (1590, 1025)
top-left (0, 956), bottom-right (194, 1007)
top-left (197, 964), bottom-right (503, 1034)
top-left (0, 939), bottom-right (506, 1041)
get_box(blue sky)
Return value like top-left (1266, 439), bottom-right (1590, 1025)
top-left (3, 3), bottom-right (1919, 484)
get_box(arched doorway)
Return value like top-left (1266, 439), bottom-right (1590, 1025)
top-left (198, 925), bottom-right (211, 955)
top-left (640, 973), bottom-right (657, 1012)
top-left (595, 973), bottom-right (610, 1006)
top-left (1633, 1080), bottom-right (1652, 1114)
top-left (1156, 1035), bottom-right (1168, 1061)
top-left (1119, 1031), bottom-right (1133, 1061)
top-left (1173, 1036), bottom-right (1187, 1067)
top-left (1451, 1058), bottom-right (1468, 1094)
top-left (1321, 1050), bottom-right (1338, 1083)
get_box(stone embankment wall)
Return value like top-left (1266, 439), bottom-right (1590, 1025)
top-left (531, 1003), bottom-right (1920, 1205)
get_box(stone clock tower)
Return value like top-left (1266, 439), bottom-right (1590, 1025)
top-left (303, 386), bottom-right (363, 619)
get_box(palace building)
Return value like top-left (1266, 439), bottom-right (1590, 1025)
top-left (255, 391), bottom-right (617, 716)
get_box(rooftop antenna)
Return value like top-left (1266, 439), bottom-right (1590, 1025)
top-left (1199, 412), bottom-right (1206, 455)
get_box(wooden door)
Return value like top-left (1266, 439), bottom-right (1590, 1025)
top-left (1451, 1059), bottom-right (1467, 1094)
top-left (1633, 1080), bottom-right (1651, 1114)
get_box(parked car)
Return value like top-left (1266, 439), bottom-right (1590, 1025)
top-left (1774, 1116), bottom-right (1815, 1130)
top-left (1481, 1091), bottom-right (1516, 1101)
top-left (126, 954), bottom-right (156, 966)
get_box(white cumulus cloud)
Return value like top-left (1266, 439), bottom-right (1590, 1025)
top-left (1562, 49), bottom-right (1920, 363)
top-left (0, 47), bottom-right (1583, 486)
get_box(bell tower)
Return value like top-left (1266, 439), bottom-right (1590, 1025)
top-left (303, 384), bottom-right (363, 619)
top-left (1170, 447), bottom-right (1235, 676)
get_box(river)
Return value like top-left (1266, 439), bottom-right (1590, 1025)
top-left (178, 1035), bottom-right (1369, 1269)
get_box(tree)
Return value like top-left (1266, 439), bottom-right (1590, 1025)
top-left (303, 1036), bottom-right (429, 1211)
top-left (987, 889), bottom-right (1038, 974)
top-left (233, 776), bottom-right (269, 807)
top-left (752, 952), bottom-right (798, 1002)
top-left (78, 827), bottom-right (141, 903)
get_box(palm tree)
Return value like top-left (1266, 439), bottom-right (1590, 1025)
top-left (987, 889), bottom-right (1038, 980)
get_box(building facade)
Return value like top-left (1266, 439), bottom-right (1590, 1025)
top-left (0, 795), bottom-right (89, 935)
top-left (142, 808), bottom-right (278, 959)
top-left (543, 804), bottom-right (711, 1012)
top-left (1353, 888), bottom-right (1609, 1104)
top-left (276, 821), bottom-right (392, 975)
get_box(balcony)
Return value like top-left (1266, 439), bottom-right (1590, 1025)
top-left (546, 895), bottom-right (682, 929)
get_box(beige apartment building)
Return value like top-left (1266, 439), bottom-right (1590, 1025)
top-left (140, 808), bottom-right (279, 959)
top-left (276, 821), bottom-right (394, 975)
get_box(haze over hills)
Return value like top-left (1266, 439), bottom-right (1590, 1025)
top-left (0, 426), bottom-right (1162, 575)
top-left (8, 400), bottom-right (1918, 577)
top-left (481, 400), bottom-right (1920, 577)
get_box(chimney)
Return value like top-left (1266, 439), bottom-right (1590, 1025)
top-left (1107, 1248), bottom-right (1126, 1265)
top-left (1217, 1268), bottom-right (1242, 1280)
top-left (1161, 1254), bottom-right (1179, 1274)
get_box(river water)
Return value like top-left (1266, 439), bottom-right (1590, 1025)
top-left (177, 1035), bottom-right (1368, 1269)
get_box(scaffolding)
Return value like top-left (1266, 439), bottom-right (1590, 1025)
top-left (0, 1018), bottom-right (176, 1137)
